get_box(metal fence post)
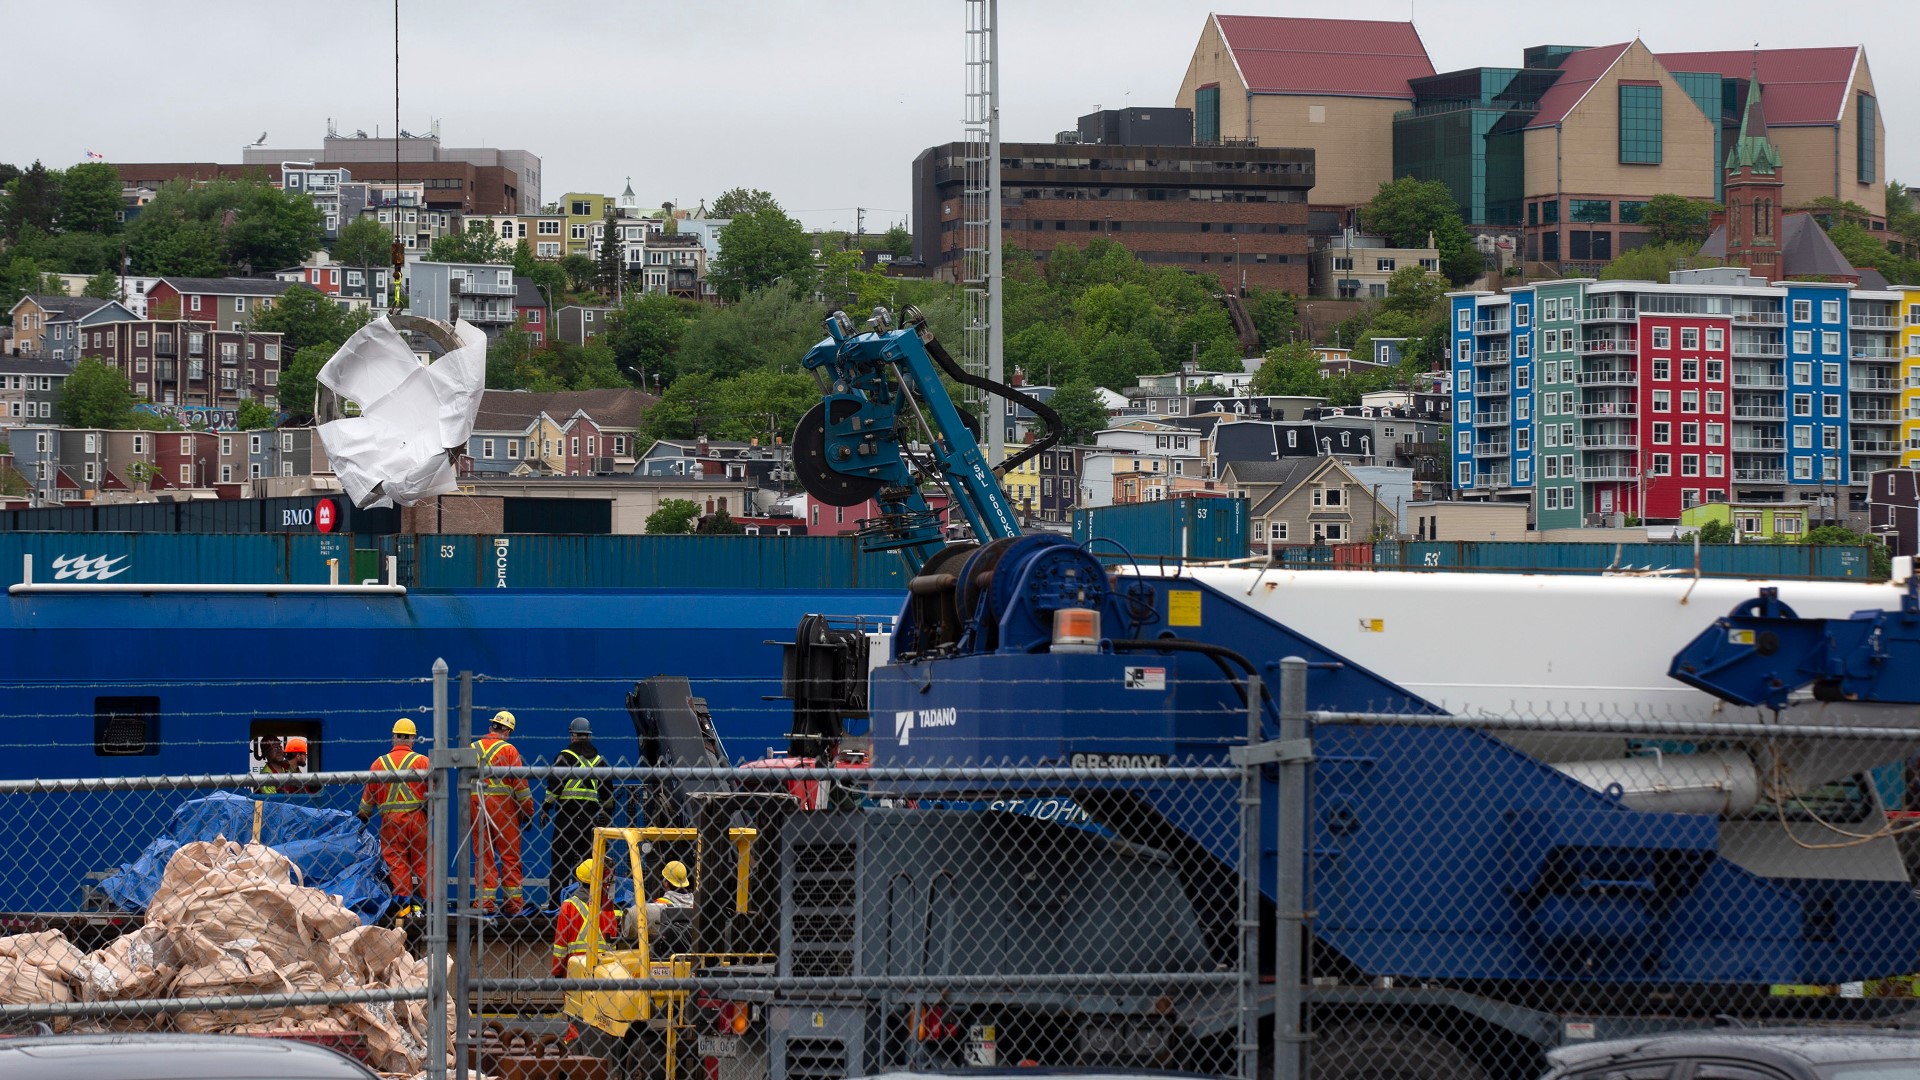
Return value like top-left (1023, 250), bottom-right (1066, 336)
top-left (1275, 657), bottom-right (1309, 1080)
top-left (453, 670), bottom-right (474, 1080)
top-left (1238, 674), bottom-right (1264, 1080)
top-left (426, 659), bottom-right (450, 1080)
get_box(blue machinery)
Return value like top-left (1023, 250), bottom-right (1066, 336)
top-left (1671, 573), bottom-right (1920, 709)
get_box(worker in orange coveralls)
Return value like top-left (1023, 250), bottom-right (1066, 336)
top-left (358, 718), bottom-right (430, 906)
top-left (473, 710), bottom-right (535, 914)
top-left (551, 858), bottom-right (621, 976)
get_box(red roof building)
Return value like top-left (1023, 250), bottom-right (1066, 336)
top-left (1178, 15), bottom-right (1433, 207)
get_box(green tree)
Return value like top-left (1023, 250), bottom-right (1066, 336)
top-left (2, 161), bottom-right (59, 241)
top-left (427, 228), bottom-right (507, 265)
top-left (0, 255), bottom-right (50, 316)
top-left (1696, 519), bottom-right (1735, 544)
top-left (1048, 380), bottom-right (1110, 442)
top-left (709, 188), bottom-right (781, 218)
top-left (646, 498), bottom-right (702, 534)
top-left (1249, 340), bottom-right (1323, 397)
top-left (55, 358), bottom-right (135, 427)
top-left (1798, 196), bottom-right (1873, 230)
top-left (559, 253), bottom-right (597, 293)
top-left (248, 285), bottom-right (370, 356)
top-left (1361, 177), bottom-right (1482, 285)
top-left (1084, 333), bottom-right (1163, 392)
top-left (125, 178), bottom-right (324, 275)
top-left (82, 268), bottom-right (120, 300)
top-left (595, 208), bottom-right (624, 297)
top-left (1381, 264), bottom-right (1445, 318)
top-left (673, 287), bottom-right (823, 382)
top-left (486, 326), bottom-right (539, 390)
top-left (1244, 288), bottom-right (1299, 349)
top-left (712, 368), bottom-right (817, 441)
top-left (56, 162), bottom-right (124, 235)
top-left (1635, 194), bottom-right (1719, 246)
top-left (236, 400), bottom-right (278, 430)
top-left (709, 199), bottom-right (814, 302)
top-left (331, 216), bottom-right (393, 269)
top-left (1599, 242), bottom-right (1722, 282)
top-left (641, 373), bottom-right (722, 442)
top-left (1006, 323), bottom-right (1087, 387)
top-left (128, 214), bottom-right (227, 277)
top-left (605, 292), bottom-right (699, 385)
top-left (696, 509), bottom-right (746, 534)
top-left (882, 224), bottom-right (913, 258)
top-left (277, 343), bottom-right (334, 421)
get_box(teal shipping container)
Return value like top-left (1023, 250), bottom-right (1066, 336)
top-left (1072, 499), bottom-right (1248, 561)
top-left (1372, 541), bottom-right (1874, 580)
top-left (0, 533), bottom-right (359, 587)
top-left (383, 534), bottom-right (913, 591)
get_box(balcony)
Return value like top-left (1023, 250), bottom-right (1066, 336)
top-left (1575, 368), bottom-right (1638, 386)
top-left (1850, 376), bottom-right (1900, 391)
top-left (1581, 306), bottom-right (1637, 323)
top-left (449, 277), bottom-right (516, 297)
top-left (1851, 345), bottom-right (1899, 360)
top-left (1472, 348), bottom-right (1511, 367)
top-left (1582, 433), bottom-right (1639, 449)
top-left (1733, 405), bottom-right (1787, 419)
top-left (1471, 411), bottom-right (1510, 426)
top-left (1730, 340), bottom-right (1785, 358)
top-left (1473, 442), bottom-right (1512, 458)
top-left (1732, 437), bottom-right (1785, 450)
top-left (1581, 464), bottom-right (1638, 481)
top-left (1471, 380), bottom-right (1510, 396)
top-left (1577, 401), bottom-right (1637, 418)
top-left (1734, 468), bottom-right (1787, 482)
top-left (1851, 408), bottom-right (1899, 422)
top-left (1578, 337), bottom-right (1638, 356)
top-left (1732, 309), bottom-right (1786, 325)
top-left (1474, 470), bottom-right (1512, 488)
top-left (1472, 318), bottom-right (1510, 335)
top-left (1852, 439), bottom-right (1902, 454)
top-left (1731, 371), bottom-right (1785, 388)
top-left (1850, 314), bottom-right (1898, 330)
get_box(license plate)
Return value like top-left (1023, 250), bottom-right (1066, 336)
top-left (697, 1034), bottom-right (741, 1058)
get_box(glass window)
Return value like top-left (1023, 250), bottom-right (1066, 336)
top-left (1570, 200), bottom-right (1612, 223)
top-left (1794, 361), bottom-right (1812, 384)
top-left (1707, 422), bottom-right (1724, 445)
top-left (1822, 300), bottom-right (1841, 323)
top-left (1195, 85), bottom-right (1220, 144)
top-left (1652, 453), bottom-right (1671, 475)
top-left (1823, 332), bottom-right (1840, 355)
top-left (1682, 390), bottom-right (1699, 412)
top-left (1793, 330), bottom-right (1812, 353)
top-left (1653, 422), bottom-right (1671, 444)
top-left (1794, 394), bottom-right (1812, 416)
top-left (1706, 328), bottom-right (1724, 351)
top-left (1859, 93), bottom-right (1877, 183)
top-left (1824, 395), bottom-right (1841, 417)
top-left (1619, 83), bottom-right (1664, 163)
top-left (1681, 359), bottom-right (1698, 381)
top-left (1680, 328), bottom-right (1699, 350)
top-left (1793, 300), bottom-right (1811, 322)
top-left (1823, 363), bottom-right (1841, 386)
top-left (1653, 358), bottom-right (1671, 380)
top-left (1682, 422), bottom-right (1699, 444)
top-left (1652, 327), bottom-right (1671, 349)
top-left (1653, 390), bottom-right (1671, 412)
top-left (1706, 359), bottom-right (1723, 381)
top-left (1541, 199), bottom-right (1559, 224)
top-left (1618, 200), bottom-right (1648, 223)
top-left (1707, 391), bottom-right (1724, 413)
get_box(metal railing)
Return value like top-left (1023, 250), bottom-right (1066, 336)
top-left (1734, 467), bottom-right (1787, 481)
top-left (1731, 309), bottom-right (1785, 325)
top-left (1581, 433), bottom-right (1639, 449)
top-left (1579, 307), bottom-right (1636, 322)
top-left (1731, 371), bottom-right (1785, 387)
top-left (1577, 402), bottom-right (1637, 417)
top-left (1579, 464), bottom-right (1637, 480)
top-left (1577, 337), bottom-right (1637, 355)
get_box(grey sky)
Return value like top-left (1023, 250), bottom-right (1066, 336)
top-left (10, 1), bottom-right (1910, 232)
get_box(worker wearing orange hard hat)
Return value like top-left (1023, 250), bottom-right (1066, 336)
top-left (360, 718), bottom-right (430, 907)
top-left (473, 710), bottom-right (535, 915)
top-left (259, 734), bottom-right (318, 795)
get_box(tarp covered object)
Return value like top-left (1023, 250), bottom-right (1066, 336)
top-left (97, 793), bottom-right (391, 923)
top-left (316, 315), bottom-right (486, 509)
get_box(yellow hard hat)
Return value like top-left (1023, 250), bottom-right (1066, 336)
top-left (662, 860), bottom-right (690, 889)
top-left (489, 710), bottom-right (516, 732)
top-left (575, 859), bottom-right (604, 884)
top-left (393, 718), bottom-right (418, 737)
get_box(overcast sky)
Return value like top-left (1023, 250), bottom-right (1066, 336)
top-left (9, 0), bottom-right (1910, 232)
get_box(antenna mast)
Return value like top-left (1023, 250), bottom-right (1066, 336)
top-left (962, 0), bottom-right (1003, 465)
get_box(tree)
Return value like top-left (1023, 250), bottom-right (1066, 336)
top-left (709, 199), bottom-right (814, 302)
top-left (1635, 194), bottom-right (1719, 247)
top-left (248, 285), bottom-right (370, 356)
top-left (604, 292), bottom-right (699, 384)
top-left (1244, 288), bottom-right (1299, 350)
top-left (57, 162), bottom-right (124, 235)
top-left (1696, 519), bottom-right (1735, 545)
top-left (1249, 340), bottom-right (1323, 397)
top-left (1361, 177), bottom-right (1482, 285)
top-left (1381, 264), bottom-right (1445, 318)
top-left (82, 268), bottom-right (120, 300)
top-left (559, 253), bottom-right (597, 293)
top-left (883, 224), bottom-right (913, 259)
top-left (236, 400), bottom-right (278, 430)
top-left (646, 498), bottom-right (702, 535)
top-left (427, 228), bottom-right (507, 265)
top-left (331, 216), bottom-right (393, 269)
top-left (1006, 323), bottom-right (1087, 387)
top-left (1798, 196), bottom-right (1872, 230)
top-left (696, 509), bottom-right (746, 534)
top-left (709, 188), bottom-right (782, 218)
top-left (1048, 380), bottom-right (1110, 443)
top-left (277, 344), bottom-right (334, 421)
top-left (596, 207), bottom-right (624, 297)
top-left (1599, 242), bottom-right (1721, 282)
top-left (125, 178), bottom-right (324, 276)
top-left (712, 368), bottom-right (817, 442)
top-left (56, 358), bottom-right (135, 428)
top-left (0, 255), bottom-right (50, 316)
top-left (2, 162), bottom-right (59, 242)
top-left (641, 373), bottom-right (720, 442)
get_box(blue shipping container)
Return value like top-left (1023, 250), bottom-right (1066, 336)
top-left (383, 534), bottom-right (914, 591)
top-left (0, 533), bottom-right (362, 587)
top-left (1073, 499), bottom-right (1248, 562)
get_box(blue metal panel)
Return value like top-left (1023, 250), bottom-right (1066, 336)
top-left (1451, 295), bottom-right (1477, 491)
top-left (1072, 499), bottom-right (1248, 561)
top-left (387, 534), bottom-right (912, 591)
top-left (1379, 541), bottom-right (1873, 579)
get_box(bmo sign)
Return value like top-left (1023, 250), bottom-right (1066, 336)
top-left (281, 498), bottom-right (338, 533)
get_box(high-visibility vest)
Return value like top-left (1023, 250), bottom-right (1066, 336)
top-left (551, 748), bottom-right (606, 803)
top-left (476, 737), bottom-right (524, 799)
top-left (551, 895), bottom-right (614, 963)
top-left (259, 761), bottom-right (299, 796)
top-left (366, 749), bottom-right (428, 813)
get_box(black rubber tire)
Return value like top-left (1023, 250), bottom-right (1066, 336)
top-left (1309, 1023), bottom-right (1489, 1080)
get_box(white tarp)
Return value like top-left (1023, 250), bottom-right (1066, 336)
top-left (316, 317), bottom-right (487, 509)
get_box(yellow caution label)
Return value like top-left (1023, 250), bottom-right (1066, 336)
top-left (1729, 629), bottom-right (1756, 646)
top-left (1359, 618), bottom-right (1384, 633)
top-left (1167, 590), bottom-right (1202, 627)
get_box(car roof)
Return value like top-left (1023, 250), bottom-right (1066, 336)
top-left (0, 1033), bottom-right (378, 1080)
top-left (1548, 1028), bottom-right (1920, 1071)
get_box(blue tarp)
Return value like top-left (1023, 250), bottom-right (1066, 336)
top-left (97, 792), bottom-right (392, 924)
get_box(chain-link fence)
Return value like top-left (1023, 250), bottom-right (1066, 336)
top-left (6, 660), bottom-right (1920, 1080)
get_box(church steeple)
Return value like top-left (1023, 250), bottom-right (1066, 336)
top-left (1724, 64), bottom-right (1782, 175)
top-left (1720, 60), bottom-right (1785, 280)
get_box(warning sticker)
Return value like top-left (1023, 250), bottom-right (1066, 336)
top-left (1729, 629), bottom-right (1756, 646)
top-left (1167, 590), bottom-right (1202, 627)
top-left (1124, 666), bottom-right (1167, 691)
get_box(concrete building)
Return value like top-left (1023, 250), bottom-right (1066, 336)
top-left (405, 262), bottom-right (517, 336)
top-left (1309, 230), bottom-right (1442, 298)
top-left (912, 119), bottom-right (1315, 293)
top-left (241, 128), bottom-right (541, 214)
top-left (1176, 15), bottom-right (1434, 209)
top-left (0, 356), bottom-right (71, 430)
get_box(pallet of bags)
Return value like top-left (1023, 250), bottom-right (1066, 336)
top-left (0, 930), bottom-right (87, 1032)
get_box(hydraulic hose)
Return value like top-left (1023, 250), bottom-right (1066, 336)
top-left (906, 310), bottom-right (1062, 477)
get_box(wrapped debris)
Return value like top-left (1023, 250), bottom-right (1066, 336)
top-left (0, 930), bottom-right (87, 1031)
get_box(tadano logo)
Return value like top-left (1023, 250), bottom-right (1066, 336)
top-left (893, 707), bottom-right (958, 745)
top-left (50, 554), bottom-right (129, 581)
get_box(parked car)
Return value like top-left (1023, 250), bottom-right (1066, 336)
top-left (0, 1033), bottom-right (380, 1080)
top-left (1542, 1028), bottom-right (1920, 1080)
